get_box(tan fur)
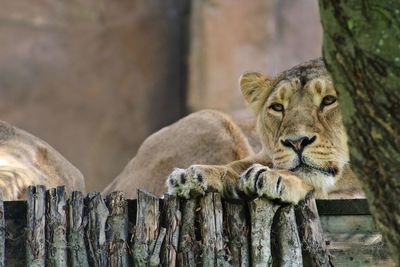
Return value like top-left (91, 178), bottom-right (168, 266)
top-left (0, 121), bottom-right (85, 200)
top-left (103, 110), bottom-right (253, 198)
top-left (106, 58), bottom-right (363, 202)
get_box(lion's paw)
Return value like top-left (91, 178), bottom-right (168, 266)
top-left (240, 164), bottom-right (311, 204)
top-left (166, 165), bottom-right (208, 199)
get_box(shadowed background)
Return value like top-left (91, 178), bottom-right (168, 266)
top-left (0, 0), bottom-right (322, 191)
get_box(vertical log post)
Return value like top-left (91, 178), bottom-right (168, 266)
top-left (249, 198), bottom-right (279, 267)
top-left (177, 199), bottom-right (199, 267)
top-left (149, 227), bottom-right (167, 267)
top-left (198, 193), bottom-right (228, 267)
top-left (106, 191), bottom-right (129, 267)
top-left (132, 189), bottom-right (160, 265)
top-left (161, 195), bottom-right (181, 267)
top-left (274, 205), bottom-right (302, 267)
top-left (26, 185), bottom-right (46, 267)
top-left (213, 194), bottom-right (227, 267)
top-left (295, 194), bottom-right (332, 267)
top-left (223, 200), bottom-right (250, 267)
top-left (67, 191), bottom-right (89, 267)
top-left (85, 192), bottom-right (109, 267)
top-left (0, 190), bottom-right (4, 267)
top-left (46, 186), bottom-right (67, 267)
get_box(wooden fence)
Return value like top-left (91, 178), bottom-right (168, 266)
top-left (0, 185), bottom-right (389, 266)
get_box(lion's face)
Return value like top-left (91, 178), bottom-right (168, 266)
top-left (240, 59), bottom-right (349, 192)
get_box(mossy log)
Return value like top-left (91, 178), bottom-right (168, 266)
top-left (85, 192), bottom-right (109, 267)
top-left (223, 200), bottom-right (250, 266)
top-left (5, 187), bottom-right (344, 266)
top-left (46, 186), bottom-right (67, 267)
top-left (274, 205), bottom-right (302, 267)
top-left (295, 195), bottom-right (332, 267)
top-left (177, 199), bottom-right (199, 267)
top-left (26, 185), bottom-right (46, 267)
top-left (249, 198), bottom-right (279, 267)
top-left (198, 193), bottom-right (229, 267)
top-left (319, 0), bottom-right (400, 264)
top-left (0, 190), bottom-right (4, 267)
top-left (132, 189), bottom-right (161, 265)
top-left (149, 227), bottom-right (167, 266)
top-left (67, 191), bottom-right (89, 267)
top-left (106, 191), bottom-right (129, 267)
top-left (161, 195), bottom-right (181, 266)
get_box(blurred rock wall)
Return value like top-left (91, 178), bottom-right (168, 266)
top-left (0, 0), bottom-right (189, 191)
top-left (188, 0), bottom-right (322, 114)
top-left (0, 0), bottom-right (322, 192)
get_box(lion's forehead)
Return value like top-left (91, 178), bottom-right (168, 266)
top-left (268, 76), bottom-right (336, 106)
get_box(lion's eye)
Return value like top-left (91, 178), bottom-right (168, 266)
top-left (321, 95), bottom-right (337, 108)
top-left (269, 103), bottom-right (284, 112)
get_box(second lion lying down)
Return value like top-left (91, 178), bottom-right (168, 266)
top-left (104, 58), bottom-right (363, 203)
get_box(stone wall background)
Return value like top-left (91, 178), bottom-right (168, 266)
top-left (188, 0), bottom-right (322, 114)
top-left (0, 0), bottom-right (322, 191)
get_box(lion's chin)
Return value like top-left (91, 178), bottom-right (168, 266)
top-left (291, 164), bottom-right (336, 193)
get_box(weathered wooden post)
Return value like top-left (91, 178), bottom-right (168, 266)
top-left (67, 191), bottom-right (89, 267)
top-left (198, 193), bottom-right (228, 266)
top-left (132, 189), bottom-right (162, 266)
top-left (161, 195), bottom-right (181, 267)
top-left (223, 200), bottom-right (250, 266)
top-left (274, 205), bottom-right (303, 267)
top-left (46, 186), bottom-right (67, 267)
top-left (85, 192), bottom-right (109, 267)
top-left (106, 191), bottom-right (129, 267)
top-left (177, 199), bottom-right (199, 266)
top-left (249, 198), bottom-right (279, 267)
top-left (4, 185), bottom-right (336, 266)
top-left (26, 185), bottom-right (46, 267)
top-left (0, 190), bottom-right (4, 267)
top-left (149, 227), bottom-right (166, 267)
top-left (295, 194), bottom-right (332, 267)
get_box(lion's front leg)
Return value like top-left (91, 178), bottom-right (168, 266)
top-left (240, 164), bottom-right (313, 204)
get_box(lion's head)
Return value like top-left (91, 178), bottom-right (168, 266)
top-left (240, 58), bottom-right (348, 192)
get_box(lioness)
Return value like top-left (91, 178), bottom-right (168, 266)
top-left (0, 121), bottom-right (85, 200)
top-left (104, 58), bottom-right (363, 202)
top-left (166, 58), bottom-right (363, 203)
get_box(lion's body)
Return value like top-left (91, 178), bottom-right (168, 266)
top-left (106, 59), bottom-right (363, 202)
top-left (103, 110), bottom-right (254, 198)
top-left (0, 121), bottom-right (85, 200)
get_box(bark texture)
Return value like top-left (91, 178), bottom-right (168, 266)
top-left (319, 0), bottom-right (400, 265)
top-left (274, 205), bottom-right (302, 267)
top-left (198, 193), bottom-right (228, 267)
top-left (223, 201), bottom-right (250, 266)
top-left (295, 196), bottom-right (332, 267)
top-left (249, 198), bottom-right (279, 267)
top-left (177, 199), bottom-right (199, 267)
top-left (85, 192), bottom-right (109, 267)
top-left (46, 187), bottom-right (67, 267)
top-left (132, 189), bottom-right (161, 266)
top-left (67, 191), bottom-right (89, 267)
top-left (26, 185), bottom-right (46, 267)
top-left (0, 190), bottom-right (4, 267)
top-left (106, 191), bottom-right (129, 267)
top-left (161, 195), bottom-right (181, 267)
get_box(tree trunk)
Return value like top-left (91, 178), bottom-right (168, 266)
top-left (319, 0), bottom-right (400, 265)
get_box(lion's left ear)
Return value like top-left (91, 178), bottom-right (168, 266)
top-left (239, 72), bottom-right (273, 114)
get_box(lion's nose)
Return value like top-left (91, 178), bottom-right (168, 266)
top-left (281, 135), bottom-right (316, 153)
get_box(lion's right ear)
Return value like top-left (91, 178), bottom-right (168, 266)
top-left (239, 72), bottom-right (273, 114)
